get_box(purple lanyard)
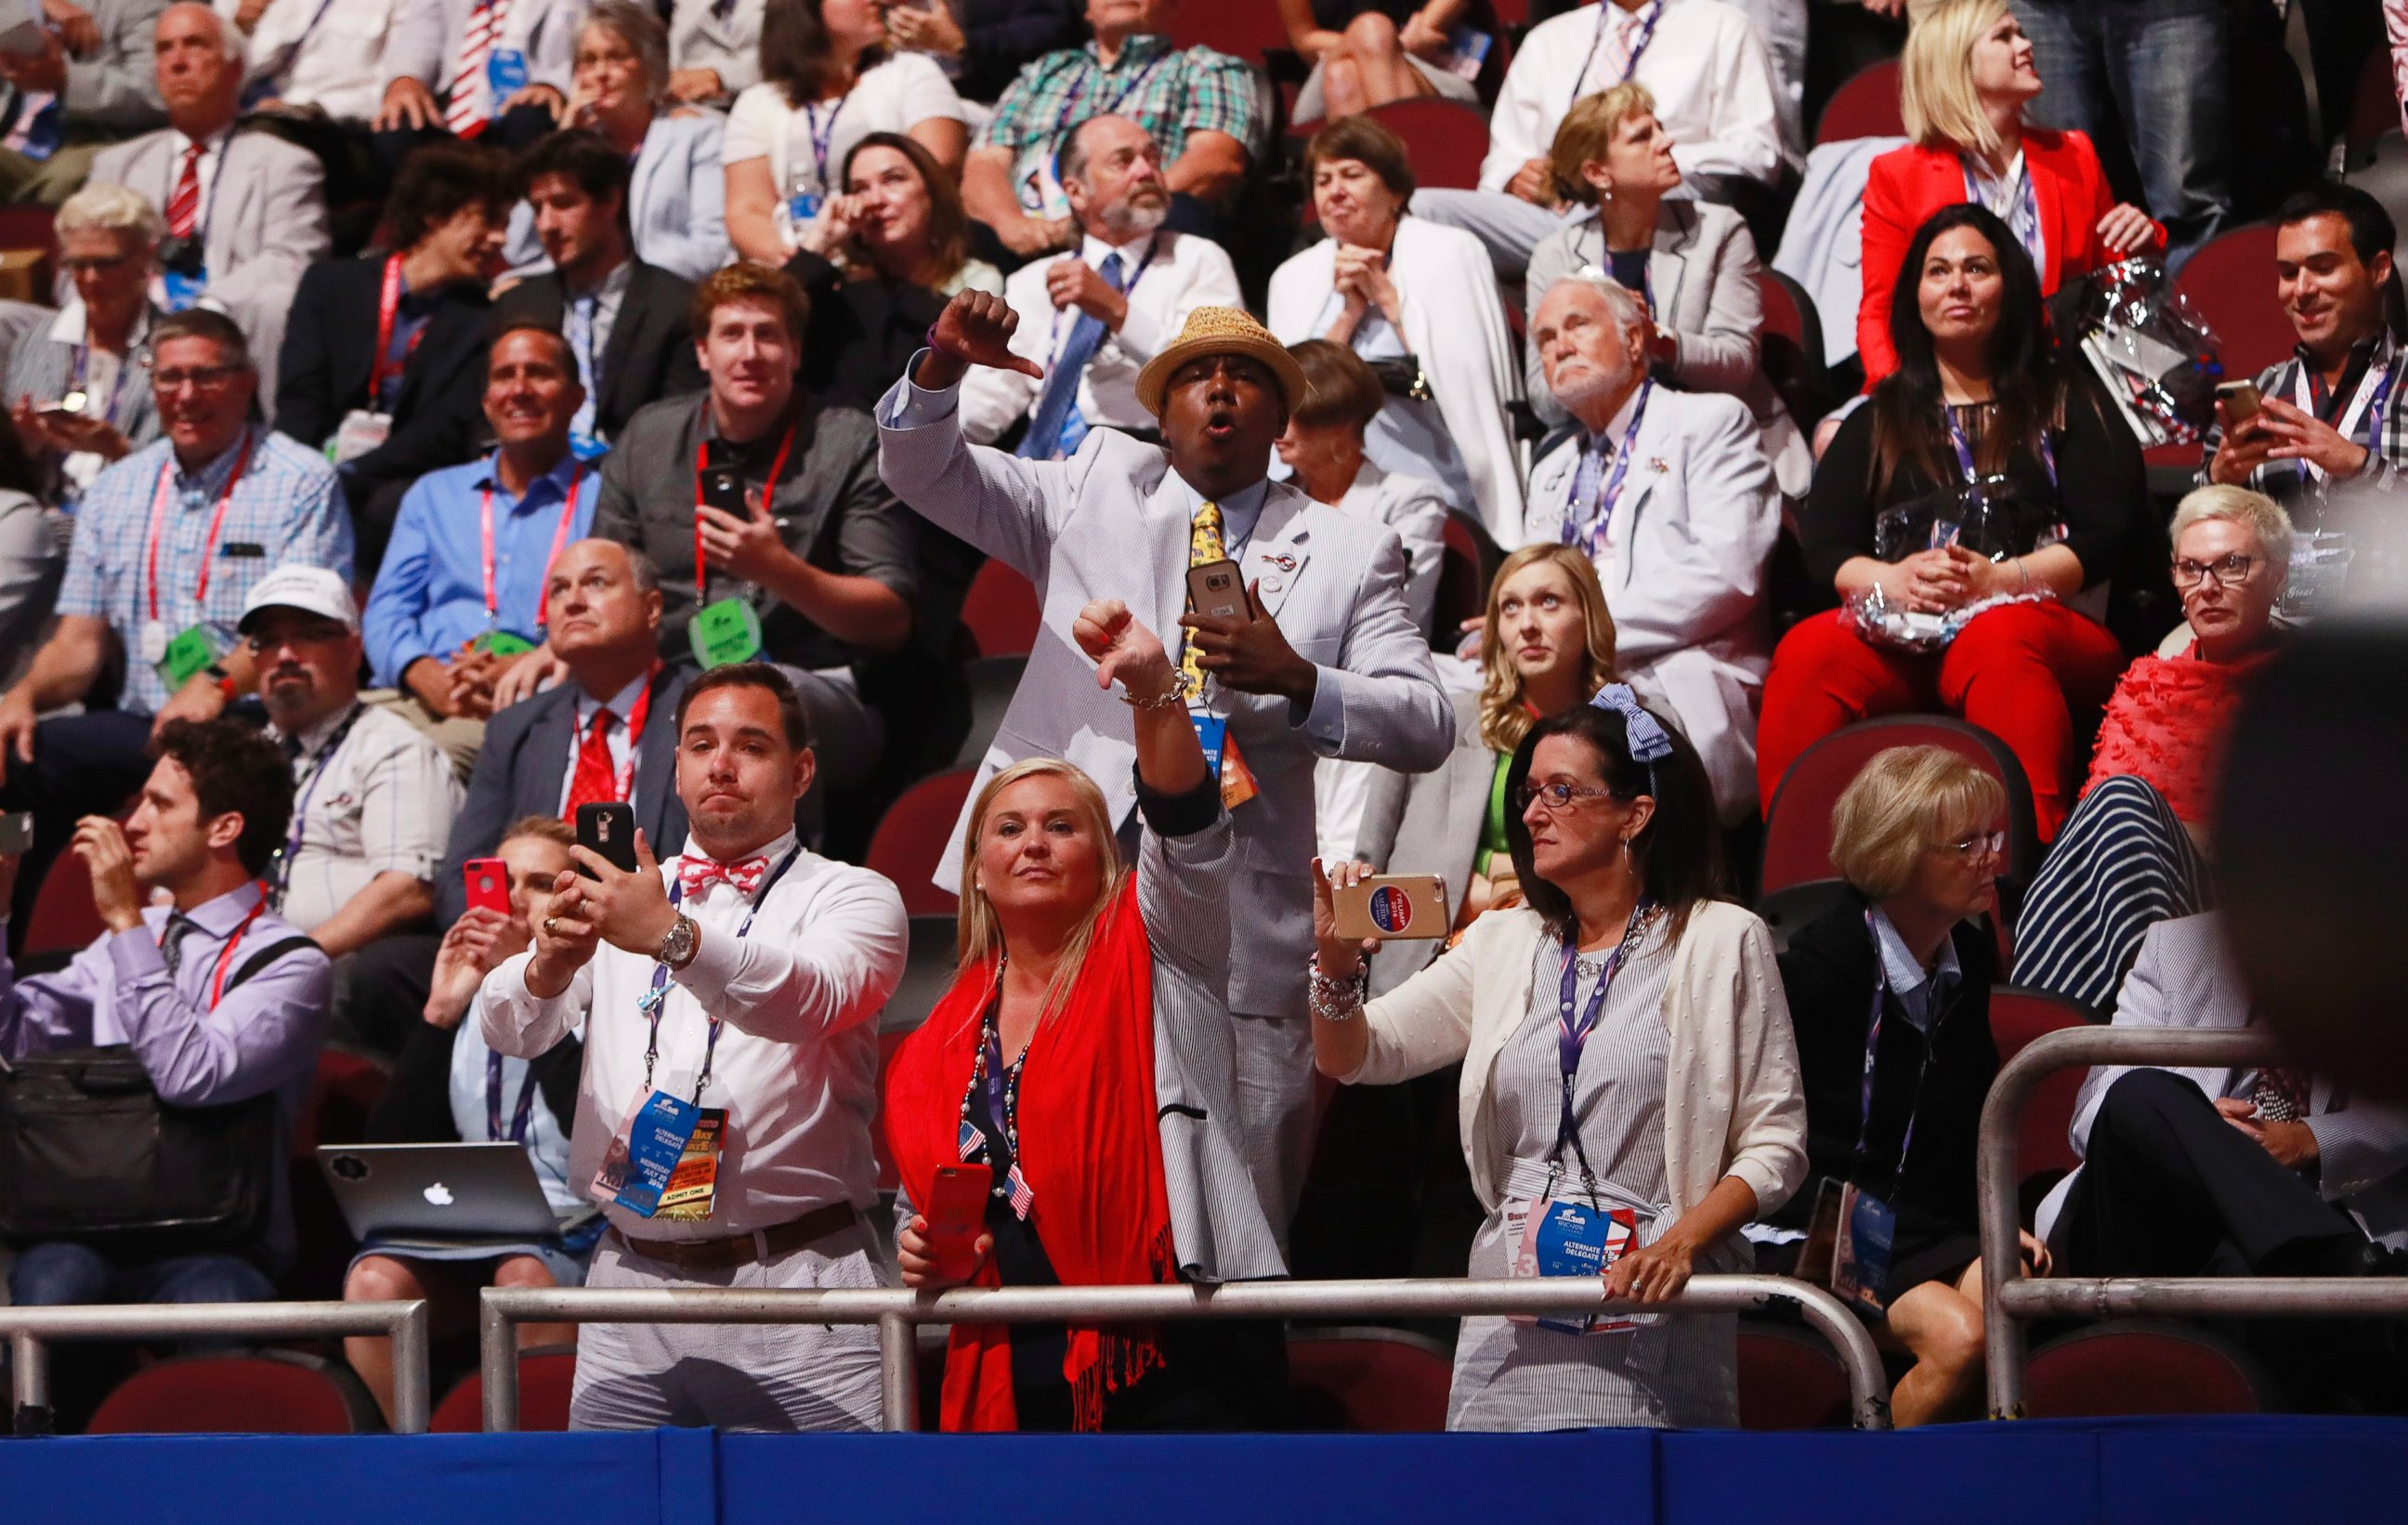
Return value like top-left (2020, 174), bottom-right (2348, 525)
top-left (802, 91), bottom-right (851, 188)
top-left (635, 842), bottom-right (802, 1100)
top-left (1854, 911), bottom-right (1951, 1192)
top-left (485, 1050), bottom-right (540, 1144)
top-left (1560, 378), bottom-right (1652, 559)
top-left (1549, 899), bottom-right (1653, 1179)
top-left (1942, 401), bottom-right (2057, 491)
top-left (1567, 1), bottom-right (1662, 115)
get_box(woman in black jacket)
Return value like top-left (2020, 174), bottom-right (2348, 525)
top-left (1773, 744), bottom-right (2048, 1426)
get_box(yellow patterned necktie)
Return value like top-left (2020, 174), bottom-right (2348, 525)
top-left (1179, 500), bottom-right (1225, 699)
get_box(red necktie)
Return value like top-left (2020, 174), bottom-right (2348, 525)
top-left (676, 855), bottom-right (769, 901)
top-left (165, 144), bottom-right (202, 239)
top-left (561, 708), bottom-right (619, 818)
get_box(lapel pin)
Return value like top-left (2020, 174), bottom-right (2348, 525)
top-left (1647, 457), bottom-right (1669, 474)
top-left (1265, 553), bottom-right (1298, 572)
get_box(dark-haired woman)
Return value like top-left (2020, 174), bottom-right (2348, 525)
top-left (1312, 689), bottom-right (1807, 1430)
top-left (1756, 204), bottom-right (2144, 840)
top-left (723, 0), bottom-right (969, 267)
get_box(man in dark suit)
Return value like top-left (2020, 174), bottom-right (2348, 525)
top-left (336, 536), bottom-right (691, 1056)
top-left (273, 140), bottom-right (516, 579)
top-left (494, 129), bottom-right (705, 451)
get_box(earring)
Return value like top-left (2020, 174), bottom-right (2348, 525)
top-left (1601, 184), bottom-right (1614, 204)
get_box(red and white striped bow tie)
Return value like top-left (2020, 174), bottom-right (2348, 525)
top-left (677, 854), bottom-right (768, 900)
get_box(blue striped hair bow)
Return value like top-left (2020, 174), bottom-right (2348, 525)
top-left (1589, 683), bottom-right (1672, 788)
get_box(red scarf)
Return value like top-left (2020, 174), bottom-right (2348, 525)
top-left (883, 878), bottom-right (1177, 1431)
top-left (2082, 643), bottom-right (2274, 824)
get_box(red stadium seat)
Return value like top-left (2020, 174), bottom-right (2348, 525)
top-left (2173, 223), bottom-right (2293, 383)
top-left (2024, 1321), bottom-right (2272, 1417)
top-left (1757, 270), bottom-right (1821, 370)
top-left (88, 1351), bottom-right (384, 1435)
top-left (1367, 98), bottom-right (1490, 191)
top-left (21, 847), bottom-right (104, 961)
top-left (867, 769), bottom-right (975, 917)
top-left (1170, 0), bottom-right (1291, 66)
top-left (429, 1345), bottom-right (578, 1432)
top-left (1986, 984), bottom-right (2099, 1190)
top-left (961, 559), bottom-right (1040, 659)
top-left (2348, 50), bottom-right (2401, 163)
top-left (1814, 60), bottom-right (1904, 145)
top-left (1286, 1327), bottom-right (1453, 1431)
top-left (1737, 1321), bottom-right (1854, 1429)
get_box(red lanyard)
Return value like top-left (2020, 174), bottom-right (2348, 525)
top-left (367, 253), bottom-right (425, 408)
top-left (144, 426), bottom-right (255, 624)
top-left (606, 661), bottom-right (662, 800)
top-left (690, 424), bottom-right (796, 605)
top-left (480, 459), bottom-right (586, 628)
top-left (158, 889), bottom-right (269, 1010)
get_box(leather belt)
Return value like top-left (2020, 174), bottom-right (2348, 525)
top-left (615, 1201), bottom-right (857, 1271)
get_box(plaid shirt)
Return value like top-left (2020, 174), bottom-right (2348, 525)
top-left (2198, 330), bottom-right (2408, 506)
top-left (59, 427), bottom-right (354, 715)
top-left (977, 34), bottom-right (1258, 217)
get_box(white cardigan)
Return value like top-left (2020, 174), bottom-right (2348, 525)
top-left (1341, 900), bottom-right (1808, 1220)
top-left (1266, 217), bottom-right (1527, 546)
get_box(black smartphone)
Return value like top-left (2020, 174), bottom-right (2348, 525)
top-left (576, 802), bottom-right (639, 876)
top-left (698, 462), bottom-right (747, 518)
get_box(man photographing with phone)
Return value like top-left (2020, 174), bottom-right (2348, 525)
top-left (476, 661), bottom-right (908, 1431)
top-left (875, 291), bottom-right (1454, 1249)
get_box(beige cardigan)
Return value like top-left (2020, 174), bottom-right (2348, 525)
top-left (1341, 901), bottom-right (1809, 1221)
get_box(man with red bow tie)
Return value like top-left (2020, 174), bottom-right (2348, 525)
top-left (477, 660), bottom-right (909, 1431)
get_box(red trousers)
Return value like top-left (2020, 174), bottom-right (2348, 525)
top-left (1755, 603), bottom-right (2127, 840)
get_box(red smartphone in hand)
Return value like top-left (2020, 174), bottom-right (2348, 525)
top-left (923, 1163), bottom-right (992, 1279)
top-left (463, 857), bottom-right (512, 917)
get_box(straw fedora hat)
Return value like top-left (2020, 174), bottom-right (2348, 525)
top-left (1132, 305), bottom-right (1307, 419)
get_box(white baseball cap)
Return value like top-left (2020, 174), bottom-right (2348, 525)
top-left (237, 564), bottom-right (359, 634)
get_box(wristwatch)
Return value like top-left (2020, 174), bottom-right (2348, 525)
top-left (654, 913), bottom-right (701, 971)
top-left (204, 661), bottom-right (237, 701)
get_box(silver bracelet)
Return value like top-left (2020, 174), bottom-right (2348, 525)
top-left (1307, 958), bottom-right (1368, 1022)
top-left (1121, 684), bottom-right (1187, 711)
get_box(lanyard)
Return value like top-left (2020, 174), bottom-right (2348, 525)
top-left (1558, 378), bottom-right (1651, 559)
top-left (800, 90), bottom-right (852, 191)
top-left (69, 331), bottom-right (136, 428)
top-left (367, 254), bottom-right (427, 409)
top-left (690, 424), bottom-right (797, 605)
top-left (144, 426), bottom-right (255, 624)
top-left (1043, 232), bottom-right (1160, 367)
top-left (2293, 360), bottom-right (2396, 480)
top-left (480, 460), bottom-right (585, 628)
top-left (486, 1049), bottom-right (541, 1143)
top-left (1567, 0), bottom-right (1661, 114)
top-left (637, 842), bottom-right (803, 1102)
top-left (271, 702), bottom-right (362, 896)
top-left (1941, 401), bottom-right (2058, 491)
top-left (159, 890), bottom-right (269, 1010)
top-left (1548, 899), bottom-right (1654, 1184)
top-left (1050, 50), bottom-right (1170, 148)
top-left (1853, 910), bottom-right (1951, 1194)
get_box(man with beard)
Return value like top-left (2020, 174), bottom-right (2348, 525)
top-left (957, 112), bottom-right (1241, 454)
top-left (247, 565), bottom-right (462, 957)
top-left (1520, 271), bottom-right (1779, 824)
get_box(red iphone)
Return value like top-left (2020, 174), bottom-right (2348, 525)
top-left (923, 1163), bottom-right (993, 1279)
top-left (463, 857), bottom-right (512, 917)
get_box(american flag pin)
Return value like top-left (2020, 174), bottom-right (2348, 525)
top-left (1267, 553), bottom-right (1298, 572)
top-left (1648, 457), bottom-right (1669, 473)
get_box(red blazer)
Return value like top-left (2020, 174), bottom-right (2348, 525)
top-left (1855, 126), bottom-right (2163, 386)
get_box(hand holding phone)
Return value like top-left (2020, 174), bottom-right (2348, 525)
top-left (575, 802), bottom-right (639, 875)
top-left (1186, 559), bottom-right (1251, 623)
top-left (463, 856), bottom-right (511, 916)
top-left (2216, 380), bottom-right (2264, 427)
top-left (1330, 873), bottom-right (1449, 941)
top-left (918, 1163), bottom-right (992, 1283)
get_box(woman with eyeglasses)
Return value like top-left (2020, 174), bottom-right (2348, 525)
top-left (1311, 689), bottom-right (1806, 1430)
top-left (6, 182), bottom-right (166, 506)
top-left (2011, 487), bottom-right (2293, 1017)
top-left (1771, 745), bottom-right (2035, 1427)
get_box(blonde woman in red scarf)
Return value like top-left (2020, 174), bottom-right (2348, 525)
top-left (882, 597), bottom-right (1289, 1432)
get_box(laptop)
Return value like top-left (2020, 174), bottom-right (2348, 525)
top-left (317, 1142), bottom-right (570, 1247)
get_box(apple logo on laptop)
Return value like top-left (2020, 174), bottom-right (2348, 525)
top-left (424, 1182), bottom-right (454, 1206)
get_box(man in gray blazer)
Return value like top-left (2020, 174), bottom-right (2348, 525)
top-left (0, 0), bottom-right (167, 204)
top-left (877, 292), bottom-right (1455, 1243)
top-left (88, 3), bottom-right (328, 396)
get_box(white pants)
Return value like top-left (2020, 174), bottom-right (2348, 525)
top-left (569, 1219), bottom-right (890, 1432)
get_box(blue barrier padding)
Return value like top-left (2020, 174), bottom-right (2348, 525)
top-left (0, 1417), bottom-right (2401, 1525)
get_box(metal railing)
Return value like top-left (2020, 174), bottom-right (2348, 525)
top-left (4, 1299), bottom-right (433, 1436)
top-left (1976, 1025), bottom-right (2408, 1417)
top-left (479, 1273), bottom-right (1892, 1432)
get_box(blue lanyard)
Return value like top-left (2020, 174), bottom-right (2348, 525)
top-left (1549, 899), bottom-right (1653, 1180)
top-left (485, 1049), bottom-right (540, 1143)
top-left (1559, 378), bottom-right (1652, 559)
top-left (636, 842), bottom-right (804, 1101)
top-left (801, 91), bottom-right (851, 189)
top-left (1942, 401), bottom-right (2057, 491)
top-left (269, 703), bottom-right (362, 899)
top-left (1045, 50), bottom-right (1171, 188)
top-left (1854, 910), bottom-right (1951, 1193)
top-left (1566, 1), bottom-right (1661, 116)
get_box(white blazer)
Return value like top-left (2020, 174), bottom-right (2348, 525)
top-left (1343, 901), bottom-right (1808, 1220)
top-left (1266, 217), bottom-right (1527, 547)
top-left (1524, 388), bottom-right (1779, 821)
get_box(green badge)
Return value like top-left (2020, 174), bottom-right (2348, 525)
top-left (155, 624), bottom-right (217, 690)
top-left (687, 597), bottom-right (764, 669)
top-left (475, 629), bottom-right (536, 657)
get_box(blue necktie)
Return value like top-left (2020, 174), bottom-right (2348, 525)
top-left (1018, 250), bottom-right (1122, 461)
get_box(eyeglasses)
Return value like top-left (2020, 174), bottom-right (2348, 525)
top-left (1939, 831), bottom-right (2006, 861)
top-left (1516, 781), bottom-right (1622, 813)
top-left (152, 364), bottom-right (242, 393)
top-left (61, 254), bottom-right (137, 274)
top-left (2171, 554), bottom-right (2259, 589)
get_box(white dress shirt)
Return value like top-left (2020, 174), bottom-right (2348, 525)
top-left (477, 829), bottom-right (910, 1240)
top-left (1866, 903), bottom-right (1962, 1034)
top-left (957, 227), bottom-right (1245, 445)
top-left (557, 671), bottom-right (651, 815)
top-left (224, 0), bottom-right (406, 125)
top-left (270, 700), bottom-right (464, 934)
top-left (1480, 0), bottom-right (1789, 193)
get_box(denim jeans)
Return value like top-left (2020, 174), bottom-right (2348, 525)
top-left (8, 1242), bottom-right (277, 1309)
top-left (2010, 0), bottom-right (2234, 270)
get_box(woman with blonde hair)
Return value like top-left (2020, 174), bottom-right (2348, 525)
top-left (1772, 744), bottom-right (2043, 1426)
top-left (1855, 0), bottom-right (2161, 385)
top-left (1354, 544), bottom-right (1619, 997)
top-left (881, 598), bottom-right (1284, 1432)
top-left (1523, 83), bottom-right (1807, 495)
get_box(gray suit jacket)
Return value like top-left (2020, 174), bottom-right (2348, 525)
top-left (61, 0), bottom-right (167, 132)
top-left (2039, 913), bottom-right (2408, 1249)
top-left (1355, 689), bottom-right (1490, 999)
top-left (876, 387), bottom-right (1455, 1017)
